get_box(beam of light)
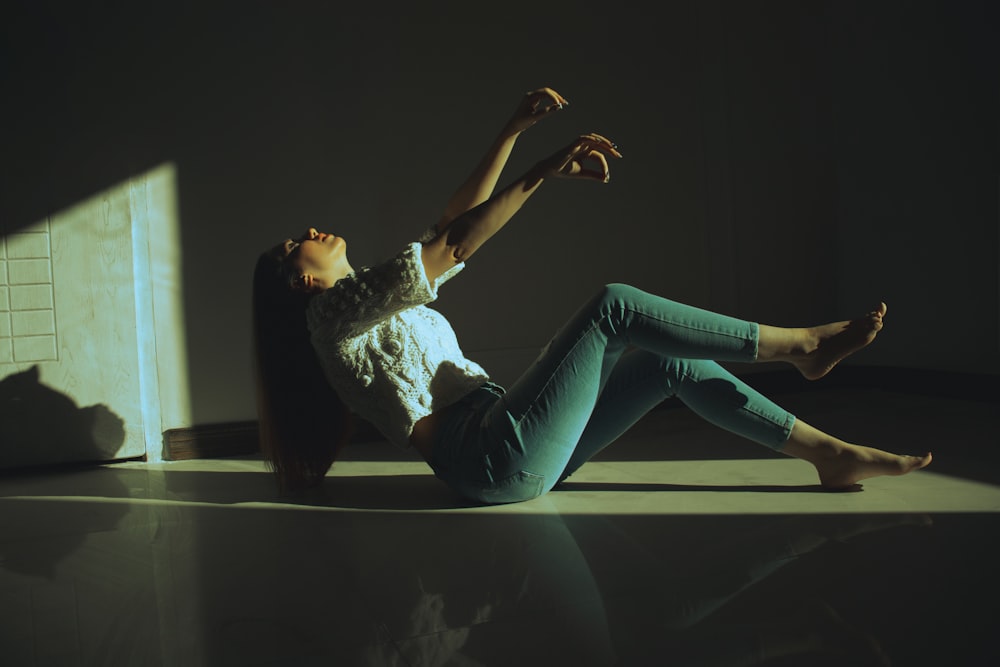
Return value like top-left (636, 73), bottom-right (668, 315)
top-left (130, 162), bottom-right (189, 462)
top-left (3, 459), bottom-right (997, 516)
top-left (1, 162), bottom-right (187, 466)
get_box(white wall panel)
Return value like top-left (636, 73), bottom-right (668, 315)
top-left (0, 164), bottom-right (186, 468)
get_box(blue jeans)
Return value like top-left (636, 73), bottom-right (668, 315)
top-left (428, 283), bottom-right (796, 504)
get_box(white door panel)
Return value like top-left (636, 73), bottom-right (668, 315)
top-left (1, 164), bottom-right (186, 468)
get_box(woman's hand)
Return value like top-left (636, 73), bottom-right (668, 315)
top-left (503, 87), bottom-right (570, 135)
top-left (436, 87), bottom-right (570, 229)
top-left (537, 133), bottom-right (623, 183)
top-left (425, 134), bottom-right (621, 277)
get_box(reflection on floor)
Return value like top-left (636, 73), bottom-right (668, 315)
top-left (1, 388), bottom-right (998, 666)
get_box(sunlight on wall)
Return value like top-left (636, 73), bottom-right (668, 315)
top-left (132, 162), bottom-right (190, 462)
top-left (0, 162), bottom-right (187, 466)
top-left (0, 221), bottom-right (57, 364)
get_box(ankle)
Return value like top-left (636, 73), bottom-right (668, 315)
top-left (757, 325), bottom-right (813, 363)
top-left (783, 421), bottom-right (844, 464)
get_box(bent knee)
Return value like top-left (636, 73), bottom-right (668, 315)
top-left (595, 282), bottom-right (643, 307)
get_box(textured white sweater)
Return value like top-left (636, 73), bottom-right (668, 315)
top-left (305, 240), bottom-right (490, 449)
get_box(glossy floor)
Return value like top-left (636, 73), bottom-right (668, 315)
top-left (1, 388), bottom-right (998, 666)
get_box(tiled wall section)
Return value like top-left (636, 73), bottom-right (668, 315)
top-left (0, 220), bottom-right (58, 363)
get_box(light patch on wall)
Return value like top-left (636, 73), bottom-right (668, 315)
top-left (0, 162), bottom-right (188, 467)
top-left (131, 162), bottom-right (191, 461)
top-left (0, 220), bottom-right (57, 363)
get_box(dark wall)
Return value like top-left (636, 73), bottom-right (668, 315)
top-left (2, 0), bottom-right (996, 427)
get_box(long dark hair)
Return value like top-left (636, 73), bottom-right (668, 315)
top-left (252, 250), bottom-right (354, 492)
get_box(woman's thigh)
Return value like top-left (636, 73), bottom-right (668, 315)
top-left (453, 284), bottom-right (759, 503)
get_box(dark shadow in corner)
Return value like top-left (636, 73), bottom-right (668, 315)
top-left (0, 365), bottom-right (128, 471)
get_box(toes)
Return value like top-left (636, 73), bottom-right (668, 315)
top-left (867, 302), bottom-right (887, 319)
top-left (862, 314), bottom-right (883, 332)
top-left (865, 304), bottom-right (886, 331)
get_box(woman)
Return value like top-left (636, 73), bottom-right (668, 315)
top-left (252, 87), bottom-right (932, 499)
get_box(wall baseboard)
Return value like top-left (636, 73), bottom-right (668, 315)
top-left (163, 421), bottom-right (260, 461)
top-left (162, 415), bottom-right (384, 461)
top-left (162, 366), bottom-right (998, 461)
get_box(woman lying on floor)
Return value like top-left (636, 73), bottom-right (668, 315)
top-left (252, 87), bottom-right (931, 499)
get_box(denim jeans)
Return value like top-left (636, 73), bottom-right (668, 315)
top-left (427, 283), bottom-right (796, 504)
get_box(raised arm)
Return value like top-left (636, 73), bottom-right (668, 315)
top-left (421, 133), bottom-right (623, 282)
top-left (433, 87), bottom-right (570, 234)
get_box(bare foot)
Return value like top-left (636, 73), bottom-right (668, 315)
top-left (784, 420), bottom-right (932, 490)
top-left (814, 443), bottom-right (932, 490)
top-left (795, 303), bottom-right (886, 380)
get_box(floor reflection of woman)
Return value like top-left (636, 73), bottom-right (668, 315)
top-left (338, 508), bottom-right (912, 666)
top-left (252, 86), bottom-right (931, 498)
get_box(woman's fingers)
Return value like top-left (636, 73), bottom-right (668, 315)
top-left (540, 131), bottom-right (622, 181)
top-left (508, 87), bottom-right (568, 133)
top-left (579, 133), bottom-right (623, 158)
top-left (527, 86), bottom-right (569, 110)
top-left (526, 87), bottom-right (567, 118)
top-left (562, 133), bottom-right (621, 162)
top-left (556, 144), bottom-right (614, 182)
top-left (578, 149), bottom-right (611, 182)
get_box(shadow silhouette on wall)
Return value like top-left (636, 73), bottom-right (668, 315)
top-left (0, 365), bottom-right (127, 470)
top-left (0, 366), bottom-right (132, 580)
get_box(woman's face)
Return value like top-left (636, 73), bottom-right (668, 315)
top-left (277, 227), bottom-right (353, 292)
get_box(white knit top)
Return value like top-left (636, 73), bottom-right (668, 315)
top-left (305, 239), bottom-right (490, 449)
